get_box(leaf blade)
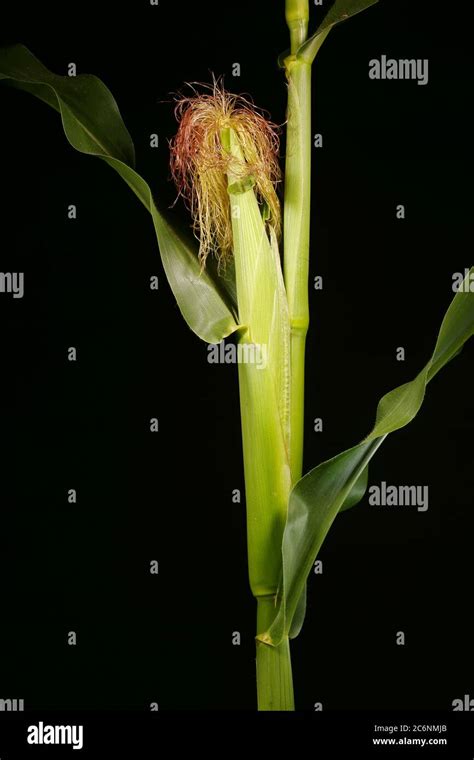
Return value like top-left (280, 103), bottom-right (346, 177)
top-left (260, 270), bottom-right (474, 645)
top-left (0, 43), bottom-right (239, 343)
top-left (297, 0), bottom-right (379, 63)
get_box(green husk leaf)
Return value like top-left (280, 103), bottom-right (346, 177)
top-left (259, 269), bottom-right (474, 645)
top-left (0, 43), bottom-right (239, 343)
top-left (297, 0), bottom-right (379, 64)
top-left (228, 175), bottom-right (256, 194)
top-left (224, 126), bottom-right (292, 595)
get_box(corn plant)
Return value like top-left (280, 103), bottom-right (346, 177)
top-left (1, 0), bottom-right (472, 711)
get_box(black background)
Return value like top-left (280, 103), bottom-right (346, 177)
top-left (0, 0), bottom-right (473, 716)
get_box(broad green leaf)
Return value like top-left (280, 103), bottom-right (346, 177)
top-left (339, 463), bottom-right (369, 511)
top-left (288, 583), bottom-right (306, 638)
top-left (297, 0), bottom-right (379, 64)
top-left (289, 460), bottom-right (367, 638)
top-left (259, 270), bottom-right (474, 645)
top-left (0, 44), bottom-right (239, 343)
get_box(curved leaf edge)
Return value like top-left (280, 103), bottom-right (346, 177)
top-left (0, 44), bottom-right (240, 343)
top-left (260, 269), bottom-right (474, 646)
top-left (297, 0), bottom-right (379, 65)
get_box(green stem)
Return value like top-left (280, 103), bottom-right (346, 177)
top-left (285, 0), bottom-right (309, 54)
top-left (256, 596), bottom-right (294, 710)
top-left (284, 58), bottom-right (312, 483)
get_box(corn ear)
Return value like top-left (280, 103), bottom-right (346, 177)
top-left (223, 125), bottom-right (294, 709)
top-left (223, 126), bottom-right (291, 596)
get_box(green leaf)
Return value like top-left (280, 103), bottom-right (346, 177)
top-left (289, 464), bottom-right (366, 640)
top-left (278, 49), bottom-right (291, 69)
top-left (288, 584), bottom-right (306, 638)
top-left (0, 43), bottom-right (239, 343)
top-left (259, 269), bottom-right (474, 645)
top-left (151, 208), bottom-right (239, 342)
top-left (297, 0), bottom-right (379, 64)
top-left (339, 464), bottom-right (369, 512)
